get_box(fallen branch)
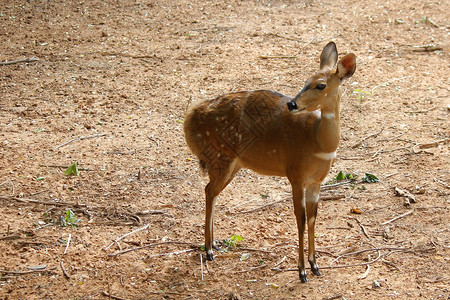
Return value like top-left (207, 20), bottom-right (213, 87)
top-left (104, 224), bottom-right (150, 251)
top-left (0, 267), bottom-right (55, 275)
top-left (352, 127), bottom-right (385, 148)
top-left (101, 291), bottom-right (129, 300)
top-left (107, 241), bottom-right (196, 257)
top-left (0, 195), bottom-right (88, 208)
top-left (60, 261), bottom-right (71, 279)
top-left (145, 248), bottom-right (195, 259)
top-left (381, 209), bottom-right (414, 225)
top-left (56, 133), bottom-right (106, 149)
top-left (0, 57), bottom-right (39, 66)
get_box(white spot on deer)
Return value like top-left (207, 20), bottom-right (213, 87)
top-left (314, 151), bottom-right (336, 160)
top-left (206, 131), bottom-right (210, 136)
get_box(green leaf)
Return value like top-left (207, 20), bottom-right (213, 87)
top-left (65, 162), bottom-right (79, 176)
top-left (231, 235), bottom-right (244, 243)
top-left (36, 177), bottom-right (45, 181)
top-left (336, 171), bottom-right (346, 181)
top-left (362, 173), bottom-right (379, 183)
top-left (62, 209), bottom-right (81, 227)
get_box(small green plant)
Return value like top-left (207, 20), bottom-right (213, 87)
top-left (353, 88), bottom-right (372, 100)
top-left (222, 235), bottom-right (244, 251)
top-left (335, 171), bottom-right (358, 181)
top-left (60, 209), bottom-right (81, 227)
top-left (362, 173), bottom-right (379, 183)
top-left (64, 161), bottom-right (79, 176)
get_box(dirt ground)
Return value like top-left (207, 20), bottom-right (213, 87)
top-left (0, 0), bottom-right (449, 299)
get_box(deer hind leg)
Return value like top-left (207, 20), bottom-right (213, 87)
top-left (291, 181), bottom-right (307, 283)
top-left (306, 184), bottom-right (321, 277)
top-left (204, 160), bottom-right (240, 261)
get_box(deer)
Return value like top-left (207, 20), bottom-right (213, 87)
top-left (183, 42), bottom-right (356, 283)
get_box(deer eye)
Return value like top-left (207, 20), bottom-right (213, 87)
top-left (315, 84), bottom-right (326, 90)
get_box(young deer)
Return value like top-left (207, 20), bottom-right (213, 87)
top-left (184, 42), bottom-right (356, 283)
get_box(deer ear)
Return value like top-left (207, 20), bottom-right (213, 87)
top-left (337, 53), bottom-right (356, 80)
top-left (320, 42), bottom-right (338, 71)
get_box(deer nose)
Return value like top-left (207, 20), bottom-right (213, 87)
top-left (287, 101), bottom-right (298, 111)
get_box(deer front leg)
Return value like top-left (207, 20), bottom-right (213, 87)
top-left (306, 184), bottom-right (321, 277)
top-left (291, 183), bottom-right (307, 283)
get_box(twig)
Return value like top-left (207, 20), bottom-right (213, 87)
top-left (60, 261), bottom-right (71, 279)
top-left (146, 135), bottom-right (160, 150)
top-left (0, 57), bottom-right (39, 66)
top-left (271, 256), bottom-right (287, 270)
top-left (39, 164), bottom-right (93, 171)
top-left (371, 76), bottom-right (411, 94)
top-left (358, 265), bottom-right (370, 280)
top-left (381, 209), bottom-right (414, 225)
top-left (104, 224), bottom-right (150, 251)
top-left (323, 294), bottom-right (343, 300)
top-left (236, 264), bottom-right (267, 273)
top-left (240, 197), bottom-right (288, 213)
top-left (353, 218), bottom-right (371, 240)
top-left (0, 268), bottom-right (55, 275)
top-left (56, 133), bottom-right (106, 149)
top-left (108, 241), bottom-right (195, 257)
top-left (101, 291), bottom-right (129, 300)
top-left (321, 180), bottom-right (352, 190)
top-left (200, 254), bottom-right (204, 281)
top-left (413, 138), bottom-right (449, 152)
top-left (410, 44), bottom-right (442, 52)
top-left (259, 55), bottom-right (296, 59)
top-left (321, 194), bottom-right (346, 201)
top-left (381, 132), bottom-right (405, 142)
top-left (0, 195), bottom-right (88, 208)
top-left (145, 248), bottom-right (195, 259)
top-left (352, 127), bottom-right (385, 148)
top-left (63, 234), bottom-right (71, 254)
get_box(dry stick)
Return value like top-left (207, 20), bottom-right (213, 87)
top-left (371, 76), bottom-right (411, 94)
top-left (39, 164), bottom-right (93, 171)
top-left (381, 209), bottom-right (414, 225)
top-left (0, 195), bottom-right (88, 208)
top-left (101, 291), bottom-right (129, 300)
top-left (146, 248), bottom-right (195, 259)
top-left (0, 268), bottom-right (54, 275)
top-left (104, 224), bottom-right (150, 251)
top-left (200, 254), bottom-right (204, 281)
top-left (108, 241), bottom-right (195, 257)
top-left (63, 234), bottom-right (71, 255)
top-left (55, 133), bottom-right (106, 149)
top-left (352, 127), bottom-right (385, 148)
top-left (240, 197), bottom-right (288, 214)
top-left (414, 138), bottom-right (450, 151)
top-left (354, 218), bottom-right (371, 240)
top-left (321, 194), bottom-right (346, 201)
top-left (358, 265), bottom-right (370, 280)
top-left (285, 250), bottom-right (383, 272)
top-left (0, 57), bottom-right (39, 66)
top-left (382, 132), bottom-right (406, 142)
top-left (60, 261), bottom-right (71, 279)
top-left (323, 294), bottom-right (343, 300)
top-left (321, 180), bottom-right (352, 190)
top-left (236, 264), bottom-right (267, 273)
top-left (271, 256), bottom-right (287, 270)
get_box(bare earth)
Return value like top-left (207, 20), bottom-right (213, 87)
top-left (0, 1), bottom-right (449, 299)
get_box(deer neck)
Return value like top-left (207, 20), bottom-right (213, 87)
top-left (315, 93), bottom-right (341, 153)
